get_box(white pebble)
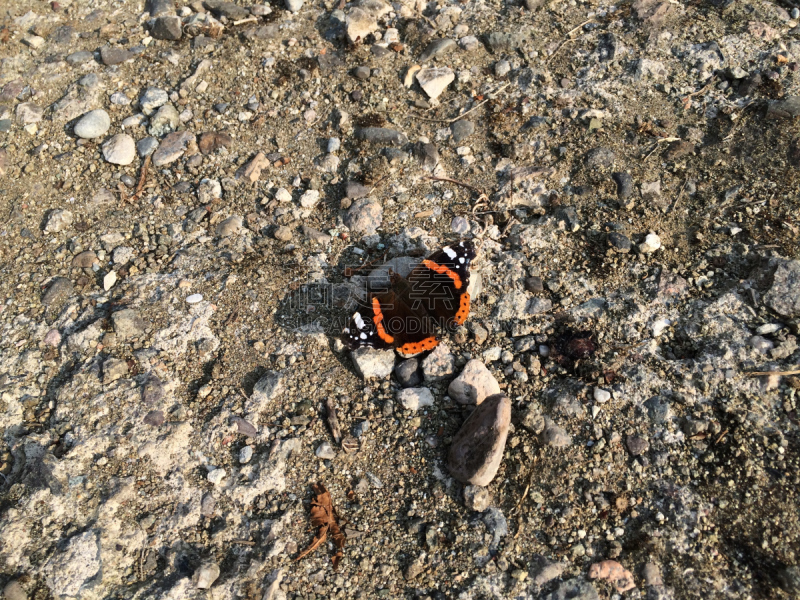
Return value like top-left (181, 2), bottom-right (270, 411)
top-left (593, 387), bottom-right (611, 403)
top-left (639, 233), bottom-right (661, 254)
top-left (239, 446), bottom-right (253, 464)
top-left (186, 294), bottom-right (203, 304)
top-left (207, 468), bottom-right (226, 485)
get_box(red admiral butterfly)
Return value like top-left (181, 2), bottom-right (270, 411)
top-left (343, 240), bottom-right (476, 355)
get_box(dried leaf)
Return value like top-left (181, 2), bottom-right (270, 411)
top-left (295, 483), bottom-right (346, 568)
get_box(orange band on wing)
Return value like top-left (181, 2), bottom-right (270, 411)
top-left (454, 293), bottom-right (470, 325)
top-left (371, 297), bottom-right (394, 344)
top-left (422, 260), bottom-right (463, 289)
top-left (398, 336), bottom-right (439, 355)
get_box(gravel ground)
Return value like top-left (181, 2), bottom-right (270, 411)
top-left (0, 0), bottom-right (799, 598)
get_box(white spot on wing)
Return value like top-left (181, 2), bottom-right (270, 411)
top-left (459, 257), bottom-right (465, 264)
top-left (353, 312), bottom-right (366, 329)
top-left (360, 332), bottom-right (367, 340)
top-left (443, 246), bottom-right (457, 259)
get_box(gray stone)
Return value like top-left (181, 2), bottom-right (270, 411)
top-left (102, 134), bottom-right (136, 165)
top-left (315, 442), bottom-right (336, 460)
top-left (16, 103), bottom-right (43, 125)
top-left (200, 493), bottom-right (216, 516)
top-left (482, 507), bottom-right (508, 553)
top-left (422, 343), bottom-right (456, 382)
top-left (247, 371), bottom-right (285, 412)
top-left (74, 109), bottom-right (111, 139)
top-left (344, 197), bottom-right (383, 236)
top-left (447, 393), bottom-right (511, 486)
top-left (354, 127), bottom-right (408, 146)
top-left (626, 435), bottom-right (649, 456)
top-left (352, 66), bottom-right (371, 79)
top-left (448, 359), bottom-right (501, 405)
top-left (396, 387), bottom-right (435, 411)
top-left (484, 30), bottom-right (531, 53)
top-left (112, 309), bottom-right (147, 340)
top-left (416, 67), bottom-right (455, 100)
top-left (541, 417), bottom-right (572, 448)
top-left (286, 0), bottom-right (304, 11)
top-left (395, 358), bottom-right (421, 387)
top-left (450, 119), bottom-right (475, 144)
top-left (42, 277), bottom-right (73, 306)
top-left (608, 232), bottom-right (631, 253)
top-left (351, 347), bottom-right (395, 380)
top-left (100, 46), bottom-right (132, 65)
top-left (142, 376), bottom-right (165, 404)
top-left (612, 172), bottom-right (633, 198)
top-left (419, 38), bottom-right (456, 62)
top-left (151, 15), bottom-right (182, 40)
top-left (66, 50), bottom-right (94, 65)
top-left (103, 358), bottom-right (129, 383)
top-left (765, 260), bottom-right (800, 317)
top-left (346, 7), bottom-right (379, 44)
top-left (766, 96), bottom-right (800, 120)
top-left (193, 562), bottom-right (220, 589)
top-left (139, 87), bottom-right (169, 115)
top-left (148, 103), bottom-right (180, 137)
top-left (147, 0), bottom-right (176, 16)
top-left (3, 581), bottom-right (26, 600)
top-left (43, 209), bottom-right (73, 233)
top-left (544, 577), bottom-right (600, 600)
top-left (42, 531), bottom-right (101, 599)
top-left (136, 137), bottom-right (159, 157)
top-left (152, 131), bottom-right (195, 166)
top-left (585, 147), bottom-right (616, 169)
top-left (216, 215), bottom-right (242, 237)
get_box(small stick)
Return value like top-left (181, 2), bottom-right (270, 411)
top-left (129, 154), bottom-right (152, 203)
top-left (714, 428), bottom-right (729, 445)
top-left (545, 20), bottom-right (595, 65)
top-left (231, 539), bottom-right (256, 546)
top-left (643, 137), bottom-right (681, 161)
top-left (232, 16), bottom-right (258, 26)
top-left (325, 397), bottom-right (342, 444)
top-left (747, 369), bottom-right (800, 376)
top-left (424, 175), bottom-right (485, 195)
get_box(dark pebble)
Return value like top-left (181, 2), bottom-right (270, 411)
top-left (381, 147), bottom-right (410, 164)
top-left (345, 180), bottom-right (371, 199)
top-left (607, 232), bottom-right (631, 253)
top-left (524, 276), bottom-right (543, 293)
top-left (233, 416), bottom-right (258, 437)
top-left (198, 131), bottom-right (233, 154)
top-left (66, 50), bottom-right (94, 65)
top-left (352, 66), bottom-right (370, 80)
top-left (612, 172), bottom-right (633, 199)
top-left (42, 277), bottom-right (74, 306)
top-left (450, 119), bottom-right (475, 144)
top-left (147, 0), bottom-right (176, 17)
top-left (143, 410), bottom-right (165, 426)
top-left (213, 102), bottom-right (229, 114)
top-left (350, 89), bottom-right (363, 101)
top-left (413, 142), bottom-right (438, 169)
top-left (419, 38), bottom-right (456, 62)
top-left (151, 15), bottom-right (182, 40)
top-left (142, 376), bottom-right (165, 404)
top-left (100, 46), bottom-right (133, 66)
top-left (370, 44), bottom-right (390, 57)
top-left (395, 358), bottom-right (422, 387)
top-left (626, 435), bottom-right (649, 456)
top-left (585, 146), bottom-right (616, 169)
top-left (354, 127), bottom-right (408, 146)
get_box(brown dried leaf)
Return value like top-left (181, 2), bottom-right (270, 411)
top-left (295, 483), bottom-right (346, 568)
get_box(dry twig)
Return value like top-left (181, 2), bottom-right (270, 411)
top-left (545, 20), bottom-right (596, 64)
top-left (408, 83), bottom-right (511, 124)
top-left (128, 154), bottom-right (152, 203)
top-left (747, 369), bottom-right (800, 376)
top-left (324, 396), bottom-right (342, 444)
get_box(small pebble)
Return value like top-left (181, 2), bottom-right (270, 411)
top-left (186, 294), bottom-right (203, 303)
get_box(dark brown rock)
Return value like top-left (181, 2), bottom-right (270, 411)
top-left (447, 393), bottom-right (511, 486)
top-left (198, 131), bottom-right (233, 154)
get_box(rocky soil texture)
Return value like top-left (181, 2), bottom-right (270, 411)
top-left (0, 0), bottom-right (799, 598)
